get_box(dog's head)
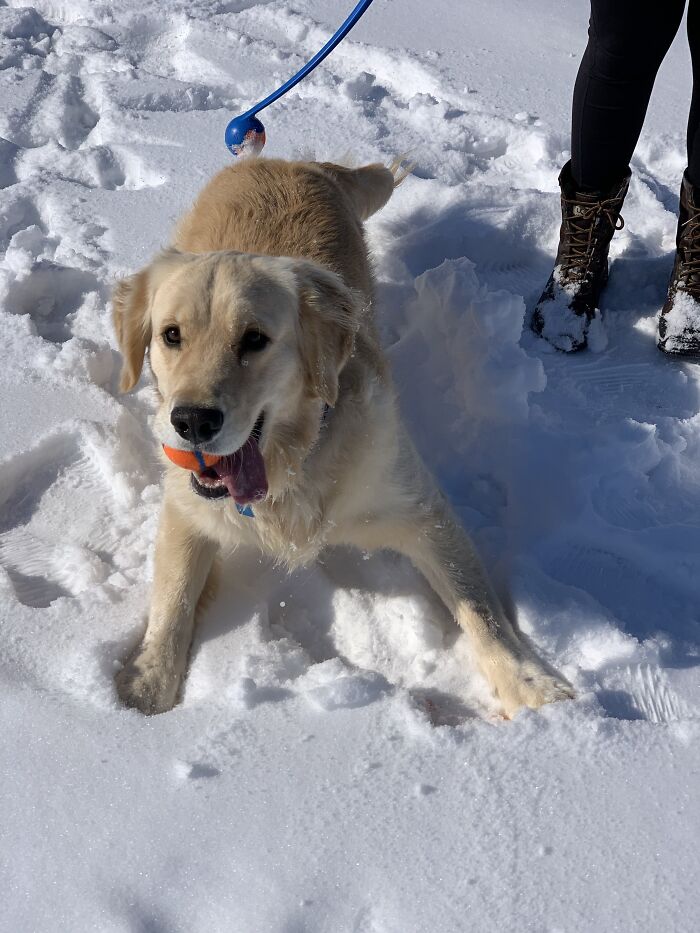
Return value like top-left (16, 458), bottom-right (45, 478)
top-left (113, 249), bottom-right (360, 503)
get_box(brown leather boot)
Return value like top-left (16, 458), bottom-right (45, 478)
top-left (658, 171), bottom-right (700, 356)
top-left (532, 161), bottom-right (630, 351)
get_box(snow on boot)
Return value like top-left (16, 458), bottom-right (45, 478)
top-left (658, 171), bottom-right (700, 356)
top-left (532, 161), bottom-right (629, 352)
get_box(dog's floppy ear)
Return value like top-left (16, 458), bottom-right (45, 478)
top-left (112, 248), bottom-right (182, 392)
top-left (294, 261), bottom-right (362, 407)
top-left (112, 268), bottom-right (152, 392)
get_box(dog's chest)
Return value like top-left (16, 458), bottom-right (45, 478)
top-left (205, 488), bottom-right (331, 569)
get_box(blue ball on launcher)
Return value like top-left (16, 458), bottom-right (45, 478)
top-left (225, 114), bottom-right (266, 157)
top-left (223, 2), bottom-right (375, 160)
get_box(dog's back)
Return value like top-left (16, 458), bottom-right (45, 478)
top-left (174, 159), bottom-right (396, 294)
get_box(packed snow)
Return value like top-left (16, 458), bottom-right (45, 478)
top-left (1, 1), bottom-right (699, 931)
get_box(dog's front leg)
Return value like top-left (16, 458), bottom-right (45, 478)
top-left (116, 501), bottom-right (217, 714)
top-left (353, 494), bottom-right (573, 718)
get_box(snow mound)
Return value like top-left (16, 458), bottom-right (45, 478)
top-left (402, 257), bottom-right (545, 423)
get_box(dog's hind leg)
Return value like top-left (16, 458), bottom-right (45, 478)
top-left (349, 493), bottom-right (573, 718)
top-left (116, 501), bottom-right (217, 715)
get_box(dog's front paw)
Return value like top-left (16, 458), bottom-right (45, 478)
top-left (116, 645), bottom-right (181, 715)
top-left (484, 655), bottom-right (574, 719)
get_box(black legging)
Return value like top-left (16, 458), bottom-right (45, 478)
top-left (572, 0), bottom-right (700, 191)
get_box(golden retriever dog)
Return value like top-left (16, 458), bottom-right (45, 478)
top-left (113, 157), bottom-right (573, 717)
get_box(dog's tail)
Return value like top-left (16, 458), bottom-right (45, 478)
top-left (319, 157), bottom-right (413, 221)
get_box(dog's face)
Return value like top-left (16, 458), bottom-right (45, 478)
top-left (113, 250), bottom-right (358, 502)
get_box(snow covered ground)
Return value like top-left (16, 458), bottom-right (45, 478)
top-left (1, 1), bottom-right (699, 930)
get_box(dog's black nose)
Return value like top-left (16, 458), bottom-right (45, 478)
top-left (170, 406), bottom-right (224, 445)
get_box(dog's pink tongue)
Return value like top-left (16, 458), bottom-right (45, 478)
top-left (214, 439), bottom-right (268, 505)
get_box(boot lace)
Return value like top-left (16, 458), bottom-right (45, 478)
top-left (678, 213), bottom-right (700, 296)
top-left (558, 196), bottom-right (625, 280)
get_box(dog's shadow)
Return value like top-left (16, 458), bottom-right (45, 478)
top-left (371, 194), bottom-right (700, 689)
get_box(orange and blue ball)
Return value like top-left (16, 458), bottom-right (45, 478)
top-left (162, 445), bottom-right (221, 471)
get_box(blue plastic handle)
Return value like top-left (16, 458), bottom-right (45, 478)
top-left (225, 0), bottom-right (375, 155)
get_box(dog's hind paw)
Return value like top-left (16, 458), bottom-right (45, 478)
top-left (115, 645), bottom-right (181, 715)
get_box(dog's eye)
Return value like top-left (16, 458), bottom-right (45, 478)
top-left (240, 330), bottom-right (270, 354)
top-left (163, 326), bottom-right (181, 347)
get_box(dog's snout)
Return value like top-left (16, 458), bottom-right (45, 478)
top-left (170, 406), bottom-right (224, 445)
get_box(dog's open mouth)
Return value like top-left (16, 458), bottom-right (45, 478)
top-left (191, 413), bottom-right (267, 505)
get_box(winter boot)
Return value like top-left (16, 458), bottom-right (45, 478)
top-left (658, 171), bottom-right (700, 356)
top-left (532, 161), bottom-right (630, 351)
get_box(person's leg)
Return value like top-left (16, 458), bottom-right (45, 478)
top-left (658, 1), bottom-right (700, 355)
top-left (572, 0), bottom-right (686, 191)
top-left (687, 0), bottom-right (700, 185)
top-left (533, 0), bottom-right (686, 351)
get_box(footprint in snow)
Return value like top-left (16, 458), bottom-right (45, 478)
top-left (3, 260), bottom-right (104, 343)
top-left (0, 425), bottom-right (155, 610)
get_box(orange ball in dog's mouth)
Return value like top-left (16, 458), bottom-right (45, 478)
top-left (162, 446), bottom-right (221, 471)
top-left (161, 414), bottom-right (267, 506)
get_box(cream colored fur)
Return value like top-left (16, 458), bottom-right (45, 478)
top-left (113, 157), bottom-right (573, 717)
